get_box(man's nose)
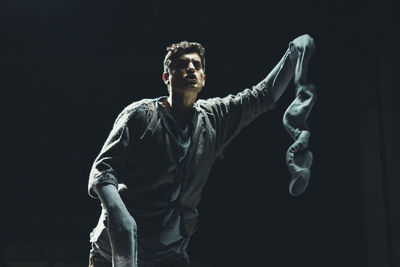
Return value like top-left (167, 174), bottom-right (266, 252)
top-left (187, 62), bottom-right (195, 72)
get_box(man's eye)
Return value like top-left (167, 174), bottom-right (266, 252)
top-left (176, 60), bottom-right (187, 68)
top-left (194, 62), bottom-right (201, 69)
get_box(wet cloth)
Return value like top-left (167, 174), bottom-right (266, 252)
top-left (283, 39), bottom-right (316, 196)
top-left (283, 84), bottom-right (316, 196)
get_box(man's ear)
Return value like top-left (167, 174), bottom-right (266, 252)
top-left (202, 74), bottom-right (206, 86)
top-left (162, 72), bottom-right (170, 84)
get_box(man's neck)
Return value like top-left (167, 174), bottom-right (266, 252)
top-left (164, 90), bottom-right (198, 128)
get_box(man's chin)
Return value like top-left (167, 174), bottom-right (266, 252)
top-left (181, 84), bottom-right (203, 92)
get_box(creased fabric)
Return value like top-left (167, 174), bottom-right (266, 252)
top-left (88, 84), bottom-right (276, 264)
top-left (283, 84), bottom-right (316, 196)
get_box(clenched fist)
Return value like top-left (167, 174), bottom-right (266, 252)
top-left (289, 34), bottom-right (315, 86)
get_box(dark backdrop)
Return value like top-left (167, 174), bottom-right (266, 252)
top-left (1, 0), bottom-right (398, 266)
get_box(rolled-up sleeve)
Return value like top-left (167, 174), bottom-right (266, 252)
top-left (88, 111), bottom-right (131, 199)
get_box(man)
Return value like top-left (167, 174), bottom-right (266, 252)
top-left (88, 34), bottom-right (315, 267)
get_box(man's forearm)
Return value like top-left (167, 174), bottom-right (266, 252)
top-left (270, 47), bottom-right (296, 103)
top-left (254, 45), bottom-right (295, 103)
top-left (95, 184), bottom-right (137, 267)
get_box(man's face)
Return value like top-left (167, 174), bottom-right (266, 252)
top-left (163, 52), bottom-right (206, 94)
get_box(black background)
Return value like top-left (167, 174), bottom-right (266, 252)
top-left (1, 0), bottom-right (398, 266)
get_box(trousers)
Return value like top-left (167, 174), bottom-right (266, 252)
top-left (89, 252), bottom-right (190, 267)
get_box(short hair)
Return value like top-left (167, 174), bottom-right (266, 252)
top-left (163, 41), bottom-right (206, 74)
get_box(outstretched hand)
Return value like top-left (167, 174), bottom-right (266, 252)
top-left (289, 34), bottom-right (315, 86)
top-left (290, 34), bottom-right (315, 55)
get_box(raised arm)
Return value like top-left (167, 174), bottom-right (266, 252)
top-left (199, 34), bottom-right (315, 155)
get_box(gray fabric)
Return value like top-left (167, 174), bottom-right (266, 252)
top-left (282, 35), bottom-right (316, 196)
top-left (283, 84), bottom-right (316, 196)
top-left (88, 83), bottom-right (276, 264)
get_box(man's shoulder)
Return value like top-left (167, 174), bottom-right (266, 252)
top-left (114, 98), bottom-right (157, 126)
top-left (123, 98), bottom-right (156, 114)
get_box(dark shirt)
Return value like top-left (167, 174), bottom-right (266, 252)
top-left (87, 52), bottom-right (289, 264)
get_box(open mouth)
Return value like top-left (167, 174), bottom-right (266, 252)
top-left (185, 74), bottom-right (197, 80)
top-left (185, 74), bottom-right (198, 84)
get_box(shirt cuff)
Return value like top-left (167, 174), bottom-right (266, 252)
top-left (88, 171), bottom-right (119, 199)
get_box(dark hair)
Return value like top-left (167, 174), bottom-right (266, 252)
top-left (163, 41), bottom-right (206, 73)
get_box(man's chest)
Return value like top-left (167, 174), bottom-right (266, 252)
top-left (125, 113), bottom-right (215, 177)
